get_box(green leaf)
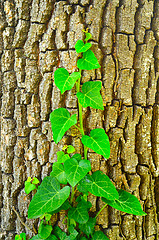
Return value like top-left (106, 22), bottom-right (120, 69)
top-left (54, 68), bottom-right (81, 94)
top-left (57, 151), bottom-right (70, 163)
top-left (67, 145), bottom-right (75, 154)
top-left (77, 49), bottom-right (101, 70)
top-left (39, 223), bottom-right (53, 239)
top-left (79, 238), bottom-right (87, 240)
top-left (92, 231), bottom-right (109, 240)
top-left (81, 129), bottom-right (110, 159)
top-left (102, 189), bottom-right (147, 216)
top-left (45, 213), bottom-right (52, 221)
top-left (85, 32), bottom-right (92, 41)
top-left (28, 176), bottom-right (70, 219)
top-left (50, 162), bottom-right (67, 184)
top-left (53, 226), bottom-right (68, 240)
top-left (20, 233), bottom-right (26, 240)
top-left (75, 40), bottom-right (92, 53)
top-left (80, 171), bottom-right (119, 200)
top-left (76, 81), bottom-right (104, 110)
top-left (15, 235), bottom-right (22, 240)
top-left (48, 199), bottom-right (71, 215)
top-left (64, 156), bottom-right (91, 187)
top-left (25, 181), bottom-right (36, 194)
top-left (32, 177), bottom-right (40, 185)
top-left (50, 108), bottom-right (77, 144)
top-left (68, 225), bottom-right (79, 240)
top-left (79, 217), bottom-right (96, 237)
top-left (68, 201), bottom-right (89, 224)
top-left (30, 235), bottom-right (57, 240)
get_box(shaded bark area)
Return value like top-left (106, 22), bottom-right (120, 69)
top-left (0, 0), bottom-right (159, 239)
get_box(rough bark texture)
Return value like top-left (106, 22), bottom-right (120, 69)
top-left (0, 0), bottom-right (159, 239)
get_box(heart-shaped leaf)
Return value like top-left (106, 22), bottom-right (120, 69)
top-left (50, 108), bottom-right (77, 144)
top-left (76, 81), bottom-right (104, 110)
top-left (54, 68), bottom-right (81, 94)
top-left (92, 231), bottom-right (109, 240)
top-left (75, 40), bottom-right (92, 53)
top-left (80, 171), bottom-right (119, 200)
top-left (57, 151), bottom-right (70, 163)
top-left (39, 223), bottom-right (53, 239)
top-left (77, 49), bottom-right (101, 70)
top-left (67, 145), bottom-right (75, 154)
top-left (102, 189), bottom-right (147, 216)
top-left (81, 129), bottom-right (110, 159)
top-left (50, 162), bottom-right (67, 184)
top-left (79, 217), bottom-right (96, 237)
top-left (53, 226), bottom-right (78, 240)
top-left (28, 176), bottom-right (70, 219)
top-left (68, 201), bottom-right (89, 224)
top-left (85, 32), bottom-right (92, 41)
top-left (25, 181), bottom-right (36, 194)
top-left (64, 156), bottom-right (91, 187)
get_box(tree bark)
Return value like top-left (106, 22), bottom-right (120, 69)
top-left (0, 0), bottom-right (159, 239)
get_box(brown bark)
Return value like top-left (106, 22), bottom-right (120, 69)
top-left (0, 0), bottom-right (159, 239)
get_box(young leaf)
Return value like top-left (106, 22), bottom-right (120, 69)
top-left (64, 156), bottom-right (91, 187)
top-left (81, 129), bottom-right (110, 159)
top-left (68, 201), bottom-right (89, 224)
top-left (57, 151), bottom-right (70, 163)
top-left (28, 176), bottom-right (70, 219)
top-left (102, 189), bottom-right (147, 216)
top-left (68, 225), bottom-right (79, 240)
top-left (20, 233), bottom-right (26, 240)
top-left (80, 171), bottom-right (119, 200)
top-left (54, 68), bottom-right (81, 94)
top-left (50, 108), bottom-right (77, 144)
top-left (79, 217), bottom-right (96, 237)
top-left (50, 162), bottom-right (67, 184)
top-left (25, 181), bottom-right (36, 194)
top-left (67, 145), bottom-right (75, 154)
top-left (77, 49), bottom-right (100, 70)
top-left (76, 81), bottom-right (104, 110)
top-left (92, 231), bottom-right (109, 240)
top-left (75, 40), bottom-right (92, 53)
top-left (38, 223), bottom-right (53, 239)
top-left (85, 32), bottom-right (92, 41)
top-left (32, 177), bottom-right (40, 185)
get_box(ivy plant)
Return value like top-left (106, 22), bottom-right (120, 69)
top-left (15, 30), bottom-right (146, 240)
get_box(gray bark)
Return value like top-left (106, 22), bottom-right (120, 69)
top-left (0, 0), bottom-right (159, 239)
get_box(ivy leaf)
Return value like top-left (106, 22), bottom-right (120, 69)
top-left (92, 231), bottom-right (109, 240)
top-left (80, 171), bottom-right (119, 200)
top-left (38, 223), bottom-right (53, 239)
top-left (53, 226), bottom-right (68, 240)
top-left (79, 217), bottom-right (96, 237)
top-left (28, 176), bottom-right (70, 219)
top-left (81, 129), bottom-right (110, 159)
top-left (68, 225), bottom-right (79, 240)
top-left (68, 201), bottom-right (89, 224)
top-left (54, 68), bottom-right (81, 94)
top-left (50, 108), bottom-right (77, 144)
top-left (20, 233), bottom-right (26, 240)
top-left (77, 49), bottom-right (101, 70)
top-left (102, 189), bottom-right (147, 216)
top-left (85, 32), bottom-right (92, 41)
top-left (50, 162), bottom-right (67, 184)
top-left (76, 81), bottom-right (104, 110)
top-left (67, 145), bottom-right (75, 154)
top-left (64, 156), bottom-right (91, 187)
top-left (32, 177), bottom-right (40, 185)
top-left (75, 40), bottom-right (92, 53)
top-left (57, 151), bottom-right (70, 163)
top-left (25, 181), bottom-right (36, 194)
top-left (48, 199), bottom-right (71, 215)
top-left (30, 235), bottom-right (57, 240)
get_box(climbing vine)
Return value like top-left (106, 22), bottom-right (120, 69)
top-left (15, 30), bottom-right (146, 240)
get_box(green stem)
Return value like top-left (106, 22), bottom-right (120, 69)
top-left (70, 186), bottom-right (75, 204)
top-left (76, 69), bottom-right (88, 160)
top-left (95, 204), bottom-right (107, 219)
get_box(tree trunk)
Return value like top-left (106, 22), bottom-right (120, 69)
top-left (0, 0), bottom-right (159, 239)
